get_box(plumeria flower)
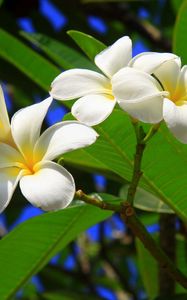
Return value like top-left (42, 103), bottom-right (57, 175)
top-left (50, 36), bottom-right (176, 126)
top-left (112, 55), bottom-right (187, 143)
top-left (0, 87), bottom-right (98, 213)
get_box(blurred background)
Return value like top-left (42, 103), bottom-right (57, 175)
top-left (0, 1), bottom-right (183, 299)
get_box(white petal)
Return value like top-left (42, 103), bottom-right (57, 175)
top-left (174, 65), bottom-right (187, 99)
top-left (0, 85), bottom-right (11, 143)
top-left (50, 69), bottom-right (110, 100)
top-left (119, 95), bottom-right (164, 123)
top-left (72, 94), bottom-right (116, 126)
top-left (112, 67), bottom-right (164, 99)
top-left (112, 67), bottom-right (166, 123)
top-left (0, 167), bottom-right (23, 213)
top-left (34, 121), bottom-right (98, 162)
top-left (154, 59), bottom-right (181, 96)
top-left (163, 98), bottom-right (187, 143)
top-left (20, 161), bottom-right (75, 211)
top-left (0, 143), bottom-right (24, 168)
top-left (11, 97), bottom-right (52, 160)
top-left (95, 36), bottom-right (132, 78)
top-left (129, 52), bottom-right (180, 74)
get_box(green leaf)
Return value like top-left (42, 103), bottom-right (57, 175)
top-left (137, 237), bottom-right (158, 299)
top-left (67, 30), bottom-right (106, 60)
top-left (0, 203), bottom-right (112, 300)
top-left (136, 233), bottom-right (187, 299)
top-left (42, 292), bottom-right (101, 300)
top-left (120, 185), bottom-right (174, 214)
top-left (63, 110), bottom-right (187, 221)
top-left (0, 29), bottom-right (60, 91)
top-left (20, 31), bottom-right (97, 71)
top-left (171, 0), bottom-right (184, 14)
top-left (173, 0), bottom-right (187, 64)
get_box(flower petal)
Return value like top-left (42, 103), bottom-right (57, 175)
top-left (50, 69), bottom-right (110, 100)
top-left (154, 59), bottom-right (181, 96)
top-left (178, 65), bottom-right (187, 98)
top-left (11, 97), bottom-right (52, 160)
top-left (72, 94), bottom-right (116, 126)
top-left (34, 121), bottom-right (99, 162)
top-left (0, 85), bottom-right (11, 143)
top-left (0, 143), bottom-right (24, 168)
top-left (112, 67), bottom-right (166, 123)
top-left (0, 167), bottom-right (23, 213)
top-left (95, 36), bottom-right (132, 78)
top-left (119, 95), bottom-right (164, 123)
top-left (163, 98), bottom-right (187, 143)
top-left (129, 52), bottom-right (179, 74)
top-left (19, 161), bottom-right (75, 211)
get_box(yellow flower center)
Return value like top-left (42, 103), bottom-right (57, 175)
top-left (19, 161), bottom-right (35, 175)
top-left (106, 94), bottom-right (115, 101)
top-left (168, 84), bottom-right (187, 106)
top-left (17, 151), bottom-right (39, 175)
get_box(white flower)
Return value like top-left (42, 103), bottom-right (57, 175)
top-left (0, 87), bottom-right (98, 213)
top-left (112, 54), bottom-right (180, 125)
top-left (50, 36), bottom-right (177, 126)
top-left (50, 36), bottom-right (132, 126)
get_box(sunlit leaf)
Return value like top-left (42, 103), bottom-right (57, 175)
top-left (137, 233), bottom-right (187, 298)
top-left (171, 0), bottom-right (184, 14)
top-left (68, 30), bottom-right (106, 60)
top-left (120, 185), bottom-right (174, 214)
top-left (0, 29), bottom-right (59, 91)
top-left (173, 0), bottom-right (187, 64)
top-left (20, 31), bottom-right (97, 71)
top-left (42, 291), bottom-right (101, 300)
top-left (63, 110), bottom-right (187, 221)
top-left (0, 200), bottom-right (113, 299)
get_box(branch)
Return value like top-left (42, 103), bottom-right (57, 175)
top-left (75, 191), bottom-right (187, 289)
top-left (75, 190), bottom-right (121, 212)
top-left (126, 141), bottom-right (145, 205)
top-left (126, 122), bottom-right (160, 205)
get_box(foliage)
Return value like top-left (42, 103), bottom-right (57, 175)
top-left (0, 0), bottom-right (187, 299)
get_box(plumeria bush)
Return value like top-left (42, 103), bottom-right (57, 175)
top-left (1, 1), bottom-right (187, 299)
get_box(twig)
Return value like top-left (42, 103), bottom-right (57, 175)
top-left (75, 190), bottom-right (121, 212)
top-left (126, 122), bottom-right (161, 205)
top-left (126, 141), bottom-right (145, 205)
top-left (126, 121), bottom-right (146, 206)
top-left (75, 191), bottom-right (187, 289)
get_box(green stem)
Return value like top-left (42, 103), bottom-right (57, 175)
top-left (120, 203), bottom-right (187, 289)
top-left (126, 122), bottom-right (161, 206)
top-left (131, 117), bottom-right (139, 140)
top-left (126, 142), bottom-right (145, 205)
top-left (75, 190), bottom-right (121, 213)
top-left (75, 191), bottom-right (187, 289)
top-left (126, 121), bottom-right (146, 206)
top-left (143, 123), bottom-right (161, 144)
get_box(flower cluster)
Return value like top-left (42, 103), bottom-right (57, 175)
top-left (0, 90), bottom-right (98, 212)
top-left (1, 34), bottom-right (187, 213)
top-left (51, 36), bottom-right (187, 143)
